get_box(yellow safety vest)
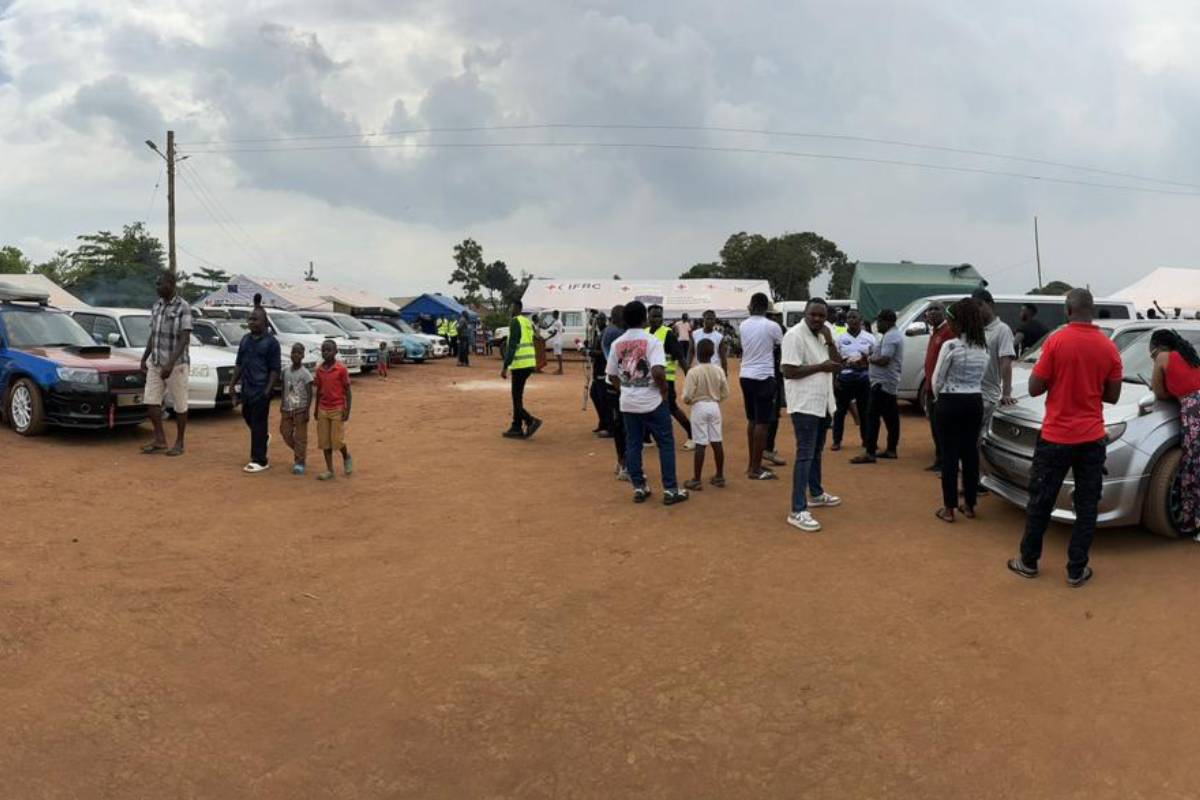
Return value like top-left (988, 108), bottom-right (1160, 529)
top-left (448, 320), bottom-right (458, 337)
top-left (651, 326), bottom-right (677, 383)
top-left (511, 315), bottom-right (536, 370)
top-left (833, 324), bottom-right (848, 337)
top-left (437, 319), bottom-right (447, 336)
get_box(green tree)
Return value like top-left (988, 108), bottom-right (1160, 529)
top-left (63, 222), bottom-right (167, 307)
top-left (683, 231), bottom-right (849, 301)
top-left (482, 259), bottom-right (516, 314)
top-left (827, 261), bottom-right (856, 300)
top-left (449, 238), bottom-right (486, 307)
top-left (0, 245), bottom-right (32, 274)
top-left (679, 261), bottom-right (723, 280)
top-left (33, 250), bottom-right (74, 285)
top-left (193, 267), bottom-right (232, 292)
top-left (1028, 280), bottom-right (1072, 296)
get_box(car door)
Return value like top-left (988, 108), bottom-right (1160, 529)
top-left (91, 314), bottom-right (125, 347)
top-left (192, 320), bottom-right (224, 347)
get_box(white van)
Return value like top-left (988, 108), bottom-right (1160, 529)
top-left (893, 293), bottom-right (1136, 404)
top-left (775, 299), bottom-right (854, 329)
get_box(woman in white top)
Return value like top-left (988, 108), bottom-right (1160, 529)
top-left (931, 298), bottom-right (990, 522)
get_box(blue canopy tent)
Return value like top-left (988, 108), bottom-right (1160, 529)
top-left (397, 294), bottom-right (478, 334)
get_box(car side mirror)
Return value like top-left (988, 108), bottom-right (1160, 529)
top-left (107, 332), bottom-right (122, 347)
top-left (905, 322), bottom-right (929, 337)
top-left (1137, 392), bottom-right (1157, 416)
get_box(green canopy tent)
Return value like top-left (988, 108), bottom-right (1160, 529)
top-left (850, 262), bottom-right (986, 320)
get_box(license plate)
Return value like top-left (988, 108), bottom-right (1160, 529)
top-left (116, 393), bottom-right (142, 407)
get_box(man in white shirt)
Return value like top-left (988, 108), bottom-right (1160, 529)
top-left (672, 313), bottom-right (694, 365)
top-left (547, 310), bottom-right (565, 375)
top-left (781, 298), bottom-right (843, 531)
top-left (832, 309), bottom-right (874, 451)
top-left (690, 310), bottom-right (728, 373)
top-left (738, 292), bottom-right (785, 480)
top-left (606, 300), bottom-right (689, 506)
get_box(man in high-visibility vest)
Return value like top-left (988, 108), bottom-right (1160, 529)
top-left (447, 316), bottom-right (459, 359)
top-left (647, 304), bottom-right (695, 450)
top-left (500, 299), bottom-right (543, 439)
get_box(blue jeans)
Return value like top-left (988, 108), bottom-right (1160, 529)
top-left (623, 402), bottom-right (677, 491)
top-left (790, 413), bottom-right (829, 513)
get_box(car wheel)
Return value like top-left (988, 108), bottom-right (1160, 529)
top-left (8, 377), bottom-right (47, 436)
top-left (1142, 447), bottom-right (1183, 538)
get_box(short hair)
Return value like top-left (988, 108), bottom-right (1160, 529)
top-left (971, 288), bottom-right (995, 307)
top-left (877, 308), bottom-right (898, 323)
top-left (806, 297), bottom-right (828, 310)
top-left (512, 299), bottom-right (523, 312)
top-left (697, 338), bottom-right (715, 360)
top-left (926, 301), bottom-right (945, 313)
top-left (623, 300), bottom-right (647, 328)
top-left (253, 292), bottom-right (263, 307)
top-left (750, 292), bottom-right (770, 313)
top-left (1066, 288), bottom-right (1094, 314)
top-left (647, 304), bottom-right (663, 313)
top-left (1021, 302), bottom-right (1038, 316)
top-left (703, 309), bottom-right (715, 317)
top-left (552, 309), bottom-right (559, 318)
top-left (291, 341), bottom-right (305, 353)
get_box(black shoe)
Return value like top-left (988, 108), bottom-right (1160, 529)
top-left (976, 485), bottom-right (991, 496)
top-left (663, 489), bottom-right (690, 506)
top-left (502, 428), bottom-right (525, 439)
top-left (596, 430), bottom-right (614, 439)
top-left (525, 418), bottom-right (543, 439)
top-left (925, 463), bottom-right (942, 472)
top-left (1067, 566), bottom-right (1094, 588)
top-left (1007, 558), bottom-right (1039, 579)
top-left (633, 486), bottom-right (652, 503)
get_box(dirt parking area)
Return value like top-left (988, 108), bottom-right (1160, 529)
top-left (2, 357), bottom-right (1199, 799)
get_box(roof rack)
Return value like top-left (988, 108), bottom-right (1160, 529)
top-left (0, 282), bottom-right (51, 305)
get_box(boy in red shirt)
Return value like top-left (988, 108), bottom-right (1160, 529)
top-left (1007, 290), bottom-right (1122, 588)
top-left (313, 339), bottom-right (354, 481)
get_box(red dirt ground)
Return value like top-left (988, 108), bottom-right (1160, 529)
top-left (2, 357), bottom-right (1198, 799)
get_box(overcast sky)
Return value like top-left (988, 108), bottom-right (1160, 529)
top-left (2, 0), bottom-right (1198, 298)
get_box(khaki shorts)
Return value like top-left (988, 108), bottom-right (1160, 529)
top-left (317, 407), bottom-right (346, 450)
top-left (144, 363), bottom-right (189, 413)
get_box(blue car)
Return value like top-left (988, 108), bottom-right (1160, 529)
top-left (0, 284), bottom-right (147, 436)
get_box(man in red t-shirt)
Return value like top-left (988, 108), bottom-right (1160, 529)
top-left (922, 302), bottom-right (955, 472)
top-left (1007, 289), bottom-right (1122, 588)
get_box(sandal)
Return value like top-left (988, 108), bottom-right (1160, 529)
top-left (683, 479), bottom-right (703, 491)
top-left (140, 443), bottom-right (167, 454)
top-left (957, 505), bottom-right (976, 519)
top-left (710, 476), bottom-right (726, 488)
top-left (849, 455), bottom-right (876, 464)
top-left (936, 508), bottom-right (956, 523)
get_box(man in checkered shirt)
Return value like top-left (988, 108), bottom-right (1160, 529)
top-left (139, 271), bottom-right (192, 456)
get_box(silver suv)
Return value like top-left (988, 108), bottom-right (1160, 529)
top-left (982, 322), bottom-right (1200, 537)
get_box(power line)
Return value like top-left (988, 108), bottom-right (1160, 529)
top-left (180, 161), bottom-right (275, 267)
top-left (179, 123), bottom-right (1200, 191)
top-left (180, 140), bottom-right (1200, 198)
top-left (175, 167), bottom-right (262, 269)
top-left (144, 164), bottom-right (163, 223)
top-left (177, 242), bottom-right (232, 274)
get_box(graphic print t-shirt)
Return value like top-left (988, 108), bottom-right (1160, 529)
top-left (605, 329), bottom-right (666, 413)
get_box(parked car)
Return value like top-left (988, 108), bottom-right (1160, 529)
top-left (298, 312), bottom-right (386, 373)
top-left (358, 318), bottom-right (429, 362)
top-left (295, 316), bottom-right (367, 373)
top-left (202, 305), bottom-right (356, 370)
top-left (71, 308), bottom-right (238, 412)
top-left (0, 284), bottom-right (147, 435)
top-left (982, 322), bottom-right (1200, 538)
top-left (192, 317), bottom-right (322, 373)
top-left (891, 294), bottom-right (1136, 405)
top-left (381, 317), bottom-right (450, 358)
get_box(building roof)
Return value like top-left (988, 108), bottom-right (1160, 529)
top-left (396, 293), bottom-right (478, 320)
top-left (850, 262), bottom-right (986, 319)
top-left (200, 275), bottom-right (398, 313)
top-left (0, 273), bottom-right (90, 309)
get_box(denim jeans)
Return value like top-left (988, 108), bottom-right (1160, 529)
top-left (242, 393), bottom-right (271, 467)
top-left (790, 412), bottom-right (829, 513)
top-left (1019, 437), bottom-right (1106, 578)
top-left (623, 401), bottom-right (677, 491)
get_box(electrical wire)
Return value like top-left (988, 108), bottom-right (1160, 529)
top-left (176, 168), bottom-right (260, 269)
top-left (178, 123), bottom-right (1200, 191)
top-left (144, 164), bottom-right (163, 222)
top-left (179, 140), bottom-right (1200, 198)
top-left (180, 161), bottom-right (275, 267)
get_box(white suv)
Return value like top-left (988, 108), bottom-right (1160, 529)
top-left (203, 306), bottom-right (361, 372)
top-left (72, 308), bottom-right (238, 411)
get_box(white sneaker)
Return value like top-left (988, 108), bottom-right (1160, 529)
top-left (616, 468), bottom-right (631, 482)
top-left (787, 511), bottom-right (821, 532)
top-left (243, 462), bottom-right (270, 474)
top-left (683, 439), bottom-right (696, 451)
top-left (809, 492), bottom-right (842, 508)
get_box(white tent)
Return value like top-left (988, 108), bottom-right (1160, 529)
top-left (520, 278), bottom-right (772, 319)
top-left (1113, 267), bottom-right (1200, 316)
top-left (0, 273), bottom-right (89, 309)
top-left (200, 274), bottom-right (399, 313)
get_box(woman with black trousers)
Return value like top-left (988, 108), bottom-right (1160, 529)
top-left (931, 299), bottom-right (990, 522)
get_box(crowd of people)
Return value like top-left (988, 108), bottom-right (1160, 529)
top-left (502, 287), bottom-right (1200, 588)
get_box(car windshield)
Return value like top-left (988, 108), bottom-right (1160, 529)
top-left (895, 297), bottom-right (936, 327)
top-left (361, 320), bottom-right (389, 333)
top-left (1019, 322), bottom-right (1117, 364)
top-left (218, 321), bottom-right (248, 342)
top-left (306, 318), bottom-right (343, 337)
top-left (333, 313), bottom-right (369, 332)
top-left (392, 319), bottom-right (417, 334)
top-left (1, 308), bottom-right (94, 348)
top-left (120, 315), bottom-right (153, 348)
top-left (1121, 329), bottom-right (1200, 385)
top-left (269, 311), bottom-right (313, 334)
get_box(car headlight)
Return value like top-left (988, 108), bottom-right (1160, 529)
top-left (56, 367), bottom-right (101, 385)
top-left (189, 364), bottom-right (211, 378)
top-left (1104, 422), bottom-right (1126, 443)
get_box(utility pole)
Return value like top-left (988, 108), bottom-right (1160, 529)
top-left (166, 130), bottom-right (176, 278)
top-left (144, 131), bottom-right (185, 278)
top-left (1033, 215), bottom-right (1043, 291)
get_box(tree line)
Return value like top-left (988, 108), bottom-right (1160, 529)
top-left (0, 223), bottom-right (231, 307)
